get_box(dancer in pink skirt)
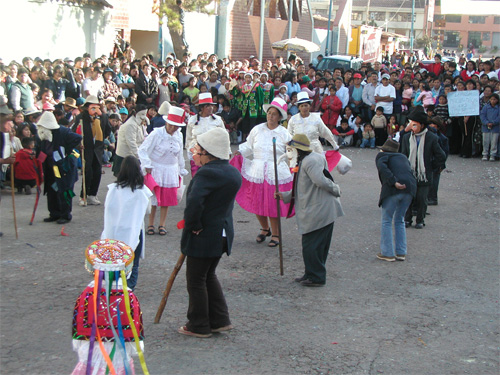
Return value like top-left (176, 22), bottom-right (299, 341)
top-left (230, 97), bottom-right (292, 247)
top-left (186, 92), bottom-right (225, 176)
top-left (138, 106), bottom-right (188, 236)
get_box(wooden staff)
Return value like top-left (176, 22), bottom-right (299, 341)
top-left (272, 137), bottom-right (284, 276)
top-left (80, 121), bottom-right (87, 204)
top-left (154, 253), bottom-right (185, 324)
top-left (9, 146), bottom-right (18, 239)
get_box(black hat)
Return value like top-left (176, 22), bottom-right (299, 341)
top-left (378, 138), bottom-right (400, 153)
top-left (407, 106), bottom-right (429, 126)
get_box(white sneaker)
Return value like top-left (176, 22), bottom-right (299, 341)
top-left (79, 198), bottom-right (87, 207)
top-left (482, 156), bottom-right (488, 161)
top-left (87, 196), bottom-right (101, 205)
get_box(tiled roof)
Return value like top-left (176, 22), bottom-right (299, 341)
top-left (353, 0), bottom-right (425, 9)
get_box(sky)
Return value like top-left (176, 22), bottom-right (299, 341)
top-left (440, 0), bottom-right (500, 15)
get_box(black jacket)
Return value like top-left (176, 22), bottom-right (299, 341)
top-left (135, 72), bottom-right (158, 105)
top-left (400, 130), bottom-right (447, 186)
top-left (181, 159), bottom-right (242, 258)
top-left (376, 152), bottom-right (417, 207)
top-left (72, 112), bottom-right (111, 165)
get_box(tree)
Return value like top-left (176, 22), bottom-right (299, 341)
top-left (155, 0), bottom-right (214, 59)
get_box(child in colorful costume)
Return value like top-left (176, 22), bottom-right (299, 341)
top-left (71, 239), bottom-right (149, 375)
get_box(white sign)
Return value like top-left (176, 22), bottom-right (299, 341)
top-left (448, 91), bottom-right (480, 117)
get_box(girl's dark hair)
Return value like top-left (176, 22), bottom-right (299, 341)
top-left (16, 124), bottom-right (31, 139)
top-left (116, 155), bottom-right (144, 192)
top-left (422, 83), bottom-right (431, 91)
top-left (297, 148), bottom-right (311, 163)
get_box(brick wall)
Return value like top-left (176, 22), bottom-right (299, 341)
top-left (110, 0), bottom-right (131, 41)
top-left (228, 0), bottom-right (313, 64)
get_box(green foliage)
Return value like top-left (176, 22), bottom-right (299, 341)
top-left (158, 0), bottom-right (215, 30)
top-left (478, 45), bottom-right (487, 54)
top-left (491, 45), bottom-right (498, 53)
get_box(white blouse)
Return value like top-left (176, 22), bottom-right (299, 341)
top-left (185, 114), bottom-right (225, 152)
top-left (138, 127), bottom-right (188, 188)
top-left (239, 123), bottom-right (292, 185)
top-left (287, 112), bottom-right (338, 154)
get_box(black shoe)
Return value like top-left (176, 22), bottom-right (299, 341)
top-left (300, 279), bottom-right (325, 287)
top-left (43, 217), bottom-right (60, 222)
top-left (56, 218), bottom-right (71, 224)
top-left (405, 221), bottom-right (412, 228)
top-left (415, 222), bottom-right (424, 229)
top-left (294, 275), bottom-right (306, 283)
top-left (427, 200), bottom-right (438, 206)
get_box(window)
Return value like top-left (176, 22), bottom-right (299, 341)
top-left (351, 11), bottom-right (363, 21)
top-left (469, 16), bottom-right (486, 24)
top-left (369, 12), bottom-right (386, 22)
top-left (483, 32), bottom-right (490, 41)
top-left (444, 31), bottom-right (460, 47)
top-left (434, 14), bottom-right (444, 21)
top-left (445, 15), bottom-right (461, 23)
top-left (494, 16), bottom-right (500, 24)
top-left (468, 31), bottom-right (482, 48)
top-left (389, 12), bottom-right (412, 22)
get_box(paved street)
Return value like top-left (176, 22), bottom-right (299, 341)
top-left (1, 147), bottom-right (499, 375)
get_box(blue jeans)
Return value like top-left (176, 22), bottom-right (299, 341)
top-left (360, 138), bottom-right (375, 148)
top-left (127, 231), bottom-right (143, 290)
top-left (380, 193), bottom-right (413, 257)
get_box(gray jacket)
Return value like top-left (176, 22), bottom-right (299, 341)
top-left (282, 152), bottom-right (344, 235)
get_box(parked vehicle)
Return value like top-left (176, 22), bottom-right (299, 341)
top-left (316, 55), bottom-right (364, 72)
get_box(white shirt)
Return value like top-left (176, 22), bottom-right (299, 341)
top-left (287, 112), bottom-right (338, 153)
top-left (186, 114), bottom-right (225, 152)
top-left (336, 86), bottom-right (349, 109)
top-left (374, 84), bottom-right (396, 115)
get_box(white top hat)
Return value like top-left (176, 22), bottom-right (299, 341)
top-left (262, 97), bottom-right (288, 119)
top-left (36, 111), bottom-right (60, 130)
top-left (197, 92), bottom-right (216, 106)
top-left (163, 106), bottom-right (186, 127)
top-left (296, 91), bottom-right (312, 105)
top-left (197, 127), bottom-right (231, 160)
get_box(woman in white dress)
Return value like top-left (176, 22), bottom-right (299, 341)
top-left (287, 92), bottom-right (338, 154)
top-left (230, 97), bottom-right (293, 247)
top-left (138, 106), bottom-right (188, 236)
top-left (185, 92), bottom-right (225, 176)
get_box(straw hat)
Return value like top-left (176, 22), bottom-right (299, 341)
top-left (287, 133), bottom-right (312, 152)
top-left (63, 97), bottom-right (78, 109)
top-left (85, 95), bottom-right (100, 105)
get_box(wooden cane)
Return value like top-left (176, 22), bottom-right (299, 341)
top-left (9, 146), bottom-right (18, 239)
top-left (154, 253), bottom-right (186, 324)
top-left (272, 137), bottom-right (284, 276)
top-left (80, 121), bottom-right (87, 204)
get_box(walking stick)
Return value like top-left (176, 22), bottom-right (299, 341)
top-left (272, 137), bottom-right (284, 276)
top-left (29, 159), bottom-right (42, 225)
top-left (80, 121), bottom-right (87, 204)
top-left (154, 253), bottom-right (185, 324)
top-left (9, 146), bottom-right (18, 239)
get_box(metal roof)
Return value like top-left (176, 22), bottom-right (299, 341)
top-left (353, 0), bottom-right (425, 9)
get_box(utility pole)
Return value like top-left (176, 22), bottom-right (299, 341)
top-left (325, 0), bottom-right (333, 55)
top-left (410, 0), bottom-right (415, 50)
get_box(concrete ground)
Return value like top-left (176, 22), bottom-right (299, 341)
top-left (1, 147), bottom-right (499, 375)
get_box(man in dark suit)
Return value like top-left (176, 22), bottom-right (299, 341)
top-left (72, 95), bottom-right (111, 206)
top-left (37, 111), bottom-right (82, 224)
top-left (400, 106), bottom-right (446, 229)
top-left (178, 128), bottom-right (242, 338)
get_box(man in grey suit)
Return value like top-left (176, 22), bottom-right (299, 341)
top-left (178, 128), bottom-right (242, 338)
top-left (276, 134), bottom-right (344, 287)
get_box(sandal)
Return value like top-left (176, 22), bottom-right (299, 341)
top-left (256, 228), bottom-right (271, 243)
top-left (178, 326), bottom-right (212, 338)
top-left (146, 225), bottom-right (155, 235)
top-left (158, 226), bottom-right (167, 236)
top-left (268, 235), bottom-right (280, 247)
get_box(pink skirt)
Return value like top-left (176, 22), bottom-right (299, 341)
top-left (230, 155), bottom-right (294, 218)
top-left (153, 186), bottom-right (178, 207)
top-left (190, 160), bottom-right (200, 177)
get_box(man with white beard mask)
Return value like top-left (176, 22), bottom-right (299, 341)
top-left (38, 111), bottom-right (82, 224)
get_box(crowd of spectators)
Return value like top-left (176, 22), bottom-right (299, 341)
top-left (1, 48), bottom-right (499, 197)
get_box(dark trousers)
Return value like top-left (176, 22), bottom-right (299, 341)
top-left (47, 182), bottom-right (73, 220)
top-left (80, 156), bottom-right (101, 197)
top-left (428, 171), bottom-right (441, 203)
top-left (374, 128), bottom-right (387, 146)
top-left (301, 222), bottom-right (334, 285)
top-left (127, 231), bottom-right (143, 290)
top-left (449, 119), bottom-right (462, 154)
top-left (405, 185), bottom-right (430, 224)
top-left (460, 117), bottom-right (475, 157)
top-left (185, 245), bottom-right (230, 334)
